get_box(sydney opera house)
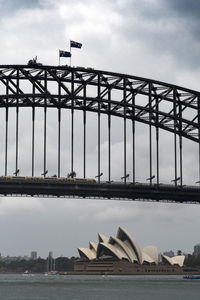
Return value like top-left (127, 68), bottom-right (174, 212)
top-left (74, 227), bottom-right (185, 275)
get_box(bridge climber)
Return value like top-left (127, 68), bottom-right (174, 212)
top-left (0, 64), bottom-right (199, 203)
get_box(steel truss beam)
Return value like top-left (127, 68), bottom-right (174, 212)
top-left (0, 64), bottom-right (199, 143)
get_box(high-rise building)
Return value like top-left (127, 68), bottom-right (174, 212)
top-left (193, 244), bottom-right (200, 256)
top-left (47, 251), bottom-right (55, 272)
top-left (48, 251), bottom-right (53, 258)
top-left (30, 251), bottom-right (37, 260)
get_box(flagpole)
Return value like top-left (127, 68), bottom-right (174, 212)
top-left (59, 50), bottom-right (60, 66)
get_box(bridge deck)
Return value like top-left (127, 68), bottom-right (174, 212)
top-left (0, 178), bottom-right (199, 203)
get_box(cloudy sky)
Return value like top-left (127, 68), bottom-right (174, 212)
top-left (0, 0), bottom-right (200, 259)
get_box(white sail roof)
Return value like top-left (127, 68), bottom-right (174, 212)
top-left (142, 246), bottom-right (158, 264)
top-left (89, 242), bottom-right (98, 252)
top-left (162, 255), bottom-right (185, 267)
top-left (117, 227), bottom-right (143, 264)
top-left (97, 242), bottom-right (129, 261)
top-left (123, 240), bottom-right (139, 263)
top-left (98, 233), bottom-right (109, 243)
top-left (142, 252), bottom-right (155, 264)
top-left (109, 237), bottom-right (137, 263)
top-left (78, 248), bottom-right (96, 260)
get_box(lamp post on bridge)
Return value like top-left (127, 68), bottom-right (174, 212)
top-left (13, 169), bottom-right (20, 176)
top-left (95, 172), bottom-right (103, 183)
top-left (41, 170), bottom-right (48, 177)
top-left (146, 175), bottom-right (155, 186)
top-left (121, 174), bottom-right (129, 184)
top-left (171, 176), bottom-right (180, 186)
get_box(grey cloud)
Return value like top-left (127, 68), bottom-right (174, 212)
top-left (0, 0), bottom-right (42, 14)
top-left (166, 0), bottom-right (200, 19)
top-left (105, 0), bottom-right (200, 72)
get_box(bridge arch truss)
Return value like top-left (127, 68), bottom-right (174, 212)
top-left (0, 64), bottom-right (199, 188)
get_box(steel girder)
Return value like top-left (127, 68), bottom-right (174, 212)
top-left (0, 178), bottom-right (200, 203)
top-left (0, 64), bottom-right (199, 143)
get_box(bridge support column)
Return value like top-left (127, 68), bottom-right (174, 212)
top-left (198, 95), bottom-right (200, 185)
top-left (58, 82), bottom-right (61, 178)
top-left (83, 85), bottom-right (86, 179)
top-left (97, 74), bottom-right (101, 183)
top-left (5, 106), bottom-right (8, 176)
top-left (132, 93), bottom-right (135, 184)
top-left (32, 106), bottom-right (35, 177)
top-left (173, 89), bottom-right (178, 186)
top-left (156, 127), bottom-right (159, 185)
top-left (43, 106), bottom-right (47, 177)
top-left (15, 69), bottom-right (19, 176)
top-left (108, 89), bottom-right (111, 182)
top-left (149, 83), bottom-right (153, 185)
top-left (71, 71), bottom-right (74, 176)
top-left (31, 80), bottom-right (35, 177)
top-left (123, 78), bottom-right (127, 184)
top-left (178, 96), bottom-right (183, 186)
top-left (179, 136), bottom-right (183, 186)
top-left (156, 96), bottom-right (159, 185)
top-left (43, 70), bottom-right (48, 177)
top-left (58, 108), bottom-right (61, 178)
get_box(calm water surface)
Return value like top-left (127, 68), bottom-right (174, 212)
top-left (0, 274), bottom-right (199, 300)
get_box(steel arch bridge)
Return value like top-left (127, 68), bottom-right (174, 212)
top-left (0, 63), bottom-right (200, 203)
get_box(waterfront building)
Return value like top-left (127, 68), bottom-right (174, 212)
top-left (75, 227), bottom-right (185, 274)
top-left (30, 251), bottom-right (37, 260)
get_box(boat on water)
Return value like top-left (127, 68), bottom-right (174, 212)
top-left (23, 270), bottom-right (34, 276)
top-left (44, 270), bottom-right (58, 276)
top-left (44, 253), bottom-right (57, 275)
top-left (184, 275), bottom-right (200, 279)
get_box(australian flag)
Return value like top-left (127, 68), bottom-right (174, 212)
top-left (59, 50), bottom-right (71, 57)
top-left (70, 40), bottom-right (82, 49)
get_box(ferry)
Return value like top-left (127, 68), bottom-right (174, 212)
top-left (183, 275), bottom-right (200, 279)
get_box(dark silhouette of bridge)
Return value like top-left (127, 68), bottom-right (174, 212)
top-left (0, 63), bottom-right (199, 203)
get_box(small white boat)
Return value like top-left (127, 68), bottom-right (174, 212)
top-left (23, 270), bottom-right (34, 276)
top-left (44, 271), bottom-right (58, 276)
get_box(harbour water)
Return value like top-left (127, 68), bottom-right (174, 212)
top-left (0, 274), bottom-right (199, 300)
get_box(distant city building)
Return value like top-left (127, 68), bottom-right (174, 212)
top-left (48, 251), bottom-right (53, 258)
top-left (193, 244), bottom-right (200, 256)
top-left (47, 251), bottom-right (55, 272)
top-left (23, 255), bottom-right (29, 261)
top-left (30, 251), bottom-right (37, 260)
top-left (2, 256), bottom-right (26, 262)
top-left (163, 250), bottom-right (174, 258)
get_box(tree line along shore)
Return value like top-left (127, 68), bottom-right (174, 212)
top-left (0, 255), bottom-right (199, 274)
top-left (0, 257), bottom-right (77, 273)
